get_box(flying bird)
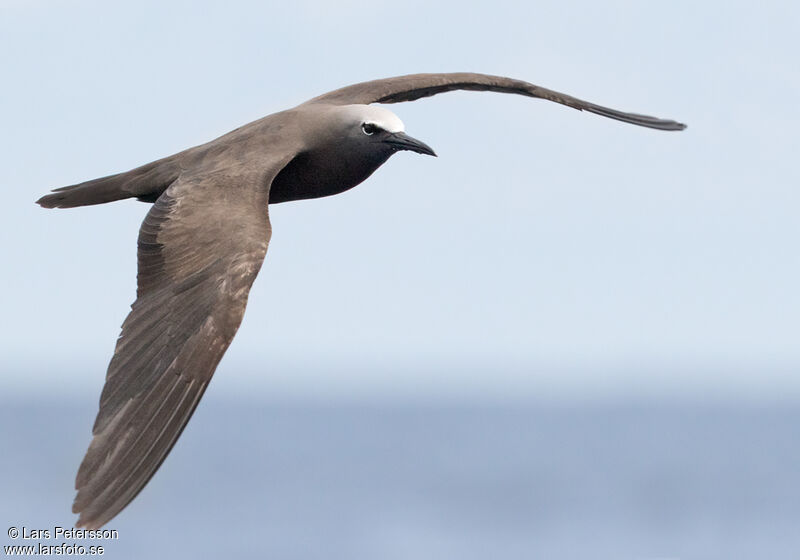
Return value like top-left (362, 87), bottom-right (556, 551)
top-left (37, 72), bottom-right (686, 529)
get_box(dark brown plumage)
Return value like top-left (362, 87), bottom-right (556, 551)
top-left (36, 72), bottom-right (685, 529)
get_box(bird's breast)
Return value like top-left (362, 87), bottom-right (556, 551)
top-left (268, 148), bottom-right (391, 204)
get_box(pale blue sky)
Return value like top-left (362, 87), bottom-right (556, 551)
top-left (1, 0), bottom-right (798, 399)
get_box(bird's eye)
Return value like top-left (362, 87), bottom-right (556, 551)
top-left (361, 122), bottom-right (379, 135)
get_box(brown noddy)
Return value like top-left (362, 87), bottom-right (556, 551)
top-left (36, 72), bottom-right (686, 529)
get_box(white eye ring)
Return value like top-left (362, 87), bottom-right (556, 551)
top-left (361, 122), bottom-right (379, 135)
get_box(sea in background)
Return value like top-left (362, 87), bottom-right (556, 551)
top-left (2, 396), bottom-right (799, 559)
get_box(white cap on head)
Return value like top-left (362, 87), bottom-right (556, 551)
top-left (339, 104), bottom-right (405, 133)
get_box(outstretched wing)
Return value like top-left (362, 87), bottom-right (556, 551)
top-left (73, 154), bottom-right (294, 529)
top-left (305, 72), bottom-right (685, 131)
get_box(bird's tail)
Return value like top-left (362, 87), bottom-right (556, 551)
top-left (37, 156), bottom-right (181, 209)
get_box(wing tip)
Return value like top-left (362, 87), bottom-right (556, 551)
top-left (72, 489), bottom-right (125, 530)
top-left (73, 515), bottom-right (105, 531)
top-left (582, 103), bottom-right (688, 132)
top-left (72, 501), bottom-right (103, 530)
top-left (648, 118), bottom-right (687, 131)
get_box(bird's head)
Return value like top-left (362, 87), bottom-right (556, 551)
top-left (330, 104), bottom-right (437, 159)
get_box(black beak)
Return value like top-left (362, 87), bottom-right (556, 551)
top-left (384, 131), bottom-right (437, 157)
